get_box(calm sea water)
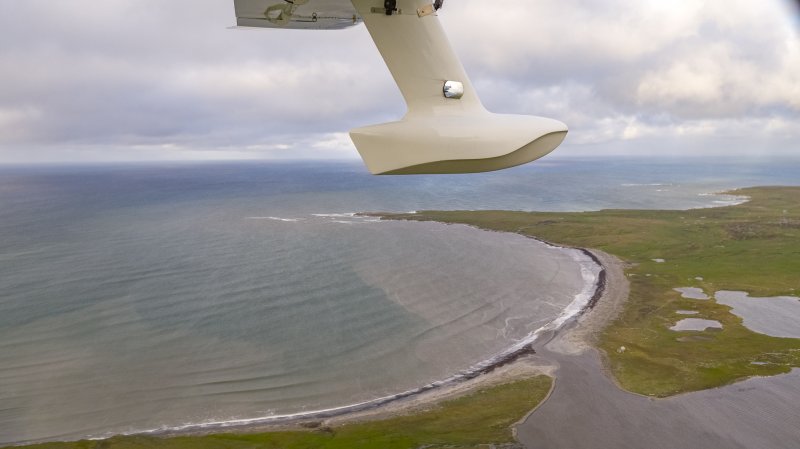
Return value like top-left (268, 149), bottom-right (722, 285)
top-left (0, 156), bottom-right (797, 444)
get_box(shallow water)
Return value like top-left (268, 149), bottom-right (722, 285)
top-left (1, 218), bottom-right (593, 444)
top-left (519, 349), bottom-right (800, 449)
top-left (715, 291), bottom-right (800, 338)
top-left (670, 318), bottom-right (723, 331)
top-left (674, 287), bottom-right (710, 300)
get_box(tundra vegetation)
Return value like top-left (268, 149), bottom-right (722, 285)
top-left (380, 186), bottom-right (800, 396)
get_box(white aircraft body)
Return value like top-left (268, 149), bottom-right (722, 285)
top-left (233, 0), bottom-right (568, 174)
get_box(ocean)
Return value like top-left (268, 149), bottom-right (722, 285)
top-left (0, 156), bottom-right (797, 444)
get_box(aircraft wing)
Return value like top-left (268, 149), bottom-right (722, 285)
top-left (233, 0), bottom-right (568, 175)
top-left (234, 0), bottom-right (361, 30)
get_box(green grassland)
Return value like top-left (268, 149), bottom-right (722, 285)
top-left (10, 376), bottom-right (552, 449)
top-left (379, 186), bottom-right (800, 397)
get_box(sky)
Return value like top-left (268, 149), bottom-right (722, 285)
top-left (0, 0), bottom-right (798, 163)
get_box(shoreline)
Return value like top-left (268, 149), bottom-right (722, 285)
top-left (146, 222), bottom-right (622, 440)
top-left (10, 186), bottom-right (799, 448)
top-left (8, 220), bottom-right (625, 446)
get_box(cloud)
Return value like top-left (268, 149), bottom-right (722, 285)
top-left (0, 0), bottom-right (797, 162)
top-left (444, 0), bottom-right (800, 155)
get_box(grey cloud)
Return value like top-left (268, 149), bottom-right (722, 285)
top-left (0, 0), bottom-right (401, 154)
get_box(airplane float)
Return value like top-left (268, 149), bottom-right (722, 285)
top-left (233, 0), bottom-right (568, 174)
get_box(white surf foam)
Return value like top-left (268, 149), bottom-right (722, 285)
top-left (311, 213), bottom-right (357, 218)
top-left (313, 213), bottom-right (383, 224)
top-left (246, 217), bottom-right (303, 222)
top-left (695, 192), bottom-right (750, 207)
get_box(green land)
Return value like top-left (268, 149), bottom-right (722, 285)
top-left (380, 186), bottom-right (800, 397)
top-left (9, 186), bottom-right (800, 448)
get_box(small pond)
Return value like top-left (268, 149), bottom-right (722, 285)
top-left (715, 291), bottom-right (800, 338)
top-left (670, 318), bottom-right (723, 332)
top-left (674, 287), bottom-right (710, 300)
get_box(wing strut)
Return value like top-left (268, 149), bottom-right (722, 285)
top-left (232, 0), bottom-right (567, 174)
top-left (349, 0), bottom-right (568, 174)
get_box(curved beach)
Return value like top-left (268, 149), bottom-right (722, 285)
top-left (0, 216), bottom-right (600, 446)
top-left (150, 227), bottom-right (617, 438)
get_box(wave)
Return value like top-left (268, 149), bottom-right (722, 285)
top-left (311, 213), bottom-right (357, 218)
top-left (694, 192), bottom-right (750, 207)
top-left (313, 213), bottom-right (382, 224)
top-left (246, 217), bottom-right (303, 222)
top-left (621, 183), bottom-right (670, 187)
top-left (104, 241), bottom-right (602, 440)
top-left (23, 223), bottom-right (600, 444)
top-left (330, 219), bottom-right (381, 224)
